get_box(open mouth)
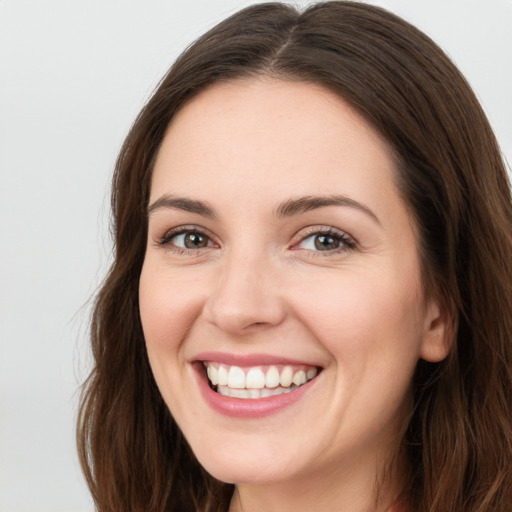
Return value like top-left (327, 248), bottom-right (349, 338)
top-left (203, 362), bottom-right (321, 399)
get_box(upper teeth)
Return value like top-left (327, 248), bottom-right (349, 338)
top-left (205, 363), bottom-right (318, 390)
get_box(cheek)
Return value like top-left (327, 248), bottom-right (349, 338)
top-left (138, 261), bottom-right (205, 419)
top-left (289, 265), bottom-right (425, 372)
top-left (139, 260), bottom-right (205, 354)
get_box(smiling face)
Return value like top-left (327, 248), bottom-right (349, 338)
top-left (139, 78), bottom-right (448, 496)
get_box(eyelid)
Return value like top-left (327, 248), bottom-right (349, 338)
top-left (290, 225), bottom-right (357, 252)
top-left (155, 225), bottom-right (219, 249)
top-left (153, 223), bottom-right (356, 255)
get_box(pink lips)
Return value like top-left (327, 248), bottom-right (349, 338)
top-left (192, 351), bottom-right (321, 418)
top-left (193, 351), bottom-right (320, 367)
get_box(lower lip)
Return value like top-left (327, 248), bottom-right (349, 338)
top-left (193, 364), bottom-right (318, 418)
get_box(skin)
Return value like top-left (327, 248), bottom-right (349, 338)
top-left (139, 78), bottom-right (450, 512)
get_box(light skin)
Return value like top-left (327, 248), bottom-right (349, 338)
top-left (139, 78), bottom-right (450, 512)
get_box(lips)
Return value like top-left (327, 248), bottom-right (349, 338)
top-left (191, 352), bottom-right (322, 416)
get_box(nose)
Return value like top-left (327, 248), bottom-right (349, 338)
top-left (203, 250), bottom-right (287, 335)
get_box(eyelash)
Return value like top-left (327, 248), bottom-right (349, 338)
top-left (292, 226), bottom-right (357, 255)
top-left (155, 225), bottom-right (357, 256)
top-left (155, 226), bottom-right (216, 255)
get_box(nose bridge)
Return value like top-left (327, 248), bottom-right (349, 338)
top-left (204, 243), bottom-right (285, 334)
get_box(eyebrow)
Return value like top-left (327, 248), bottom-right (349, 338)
top-left (147, 193), bottom-right (380, 225)
top-left (147, 195), bottom-right (216, 218)
top-left (275, 195), bottom-right (381, 225)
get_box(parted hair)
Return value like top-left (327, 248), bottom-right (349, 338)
top-left (77, 2), bottom-right (512, 511)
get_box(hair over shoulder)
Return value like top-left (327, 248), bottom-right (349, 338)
top-left (77, 2), bottom-right (512, 511)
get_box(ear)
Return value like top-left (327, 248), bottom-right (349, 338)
top-left (419, 296), bottom-right (456, 363)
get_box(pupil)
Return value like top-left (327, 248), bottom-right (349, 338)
top-left (185, 233), bottom-right (207, 248)
top-left (315, 235), bottom-right (339, 250)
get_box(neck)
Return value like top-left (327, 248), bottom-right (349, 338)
top-left (228, 450), bottom-right (405, 512)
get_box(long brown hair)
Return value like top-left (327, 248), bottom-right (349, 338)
top-left (77, 2), bottom-right (512, 510)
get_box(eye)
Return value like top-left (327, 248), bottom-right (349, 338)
top-left (157, 227), bottom-right (216, 251)
top-left (293, 227), bottom-right (356, 253)
top-left (172, 231), bottom-right (212, 249)
top-left (301, 233), bottom-right (341, 251)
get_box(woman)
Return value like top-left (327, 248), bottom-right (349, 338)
top-left (77, 2), bottom-right (512, 511)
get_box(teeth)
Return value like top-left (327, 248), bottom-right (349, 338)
top-left (265, 366), bottom-right (280, 388)
top-left (307, 368), bottom-right (318, 380)
top-left (218, 365), bottom-right (228, 385)
top-left (227, 366), bottom-right (246, 389)
top-left (217, 384), bottom-right (299, 399)
top-left (207, 365), bottom-right (218, 385)
top-left (230, 388), bottom-right (249, 399)
top-left (292, 370), bottom-right (306, 386)
top-left (280, 366), bottom-right (293, 387)
top-left (204, 362), bottom-right (319, 398)
top-left (246, 368), bottom-right (265, 389)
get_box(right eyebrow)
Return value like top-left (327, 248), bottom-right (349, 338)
top-left (147, 194), bottom-right (217, 218)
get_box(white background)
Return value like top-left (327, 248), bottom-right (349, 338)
top-left (1, 1), bottom-right (510, 510)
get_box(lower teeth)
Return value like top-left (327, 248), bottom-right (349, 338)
top-left (216, 384), bottom-right (299, 399)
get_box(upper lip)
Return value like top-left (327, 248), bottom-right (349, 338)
top-left (192, 351), bottom-right (323, 368)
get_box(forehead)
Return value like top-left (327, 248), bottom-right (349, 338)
top-left (150, 78), bottom-right (399, 218)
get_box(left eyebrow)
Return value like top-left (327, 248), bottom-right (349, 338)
top-left (275, 195), bottom-right (381, 226)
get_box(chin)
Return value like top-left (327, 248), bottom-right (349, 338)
top-left (203, 464), bottom-right (292, 486)
top-left (191, 443), bottom-right (300, 485)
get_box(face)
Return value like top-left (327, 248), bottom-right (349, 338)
top-left (139, 78), bottom-right (448, 488)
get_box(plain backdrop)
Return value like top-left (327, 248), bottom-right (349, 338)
top-left (1, 1), bottom-right (510, 510)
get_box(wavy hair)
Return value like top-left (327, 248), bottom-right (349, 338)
top-left (77, 2), bottom-right (512, 511)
